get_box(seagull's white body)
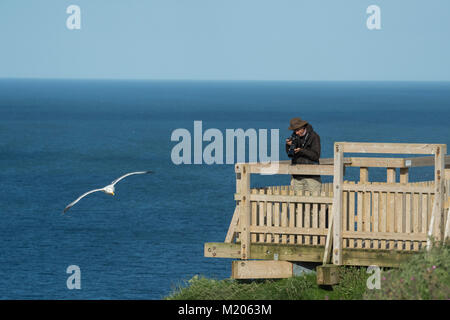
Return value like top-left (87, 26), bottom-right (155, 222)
top-left (63, 171), bottom-right (153, 214)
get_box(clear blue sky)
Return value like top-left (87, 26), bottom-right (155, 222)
top-left (1, 0), bottom-right (449, 81)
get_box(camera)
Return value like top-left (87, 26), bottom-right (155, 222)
top-left (287, 132), bottom-right (300, 158)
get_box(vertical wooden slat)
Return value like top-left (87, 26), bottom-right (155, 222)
top-left (289, 188), bottom-right (295, 244)
top-left (387, 168), bottom-right (396, 183)
top-left (281, 187), bottom-right (288, 244)
top-left (296, 190), bottom-right (304, 244)
top-left (387, 191), bottom-right (395, 250)
top-left (373, 187), bottom-right (379, 250)
top-left (422, 193), bottom-right (428, 235)
top-left (251, 189), bottom-right (258, 243)
top-left (364, 185), bottom-right (372, 244)
top-left (395, 191), bottom-right (403, 250)
top-left (312, 191), bottom-right (319, 245)
top-left (273, 187), bottom-right (280, 244)
top-left (380, 192), bottom-right (387, 250)
top-left (400, 168), bottom-right (409, 184)
top-left (320, 191), bottom-right (327, 245)
top-left (342, 189), bottom-right (348, 248)
top-left (356, 188), bottom-right (363, 248)
top-left (258, 188), bottom-right (266, 243)
top-left (413, 187), bottom-right (420, 251)
top-left (405, 192), bottom-right (412, 251)
top-left (349, 182), bottom-right (355, 248)
top-left (304, 191), bottom-right (311, 245)
top-left (360, 167), bottom-right (369, 183)
top-left (266, 187), bottom-right (273, 243)
top-left (421, 192), bottom-right (428, 249)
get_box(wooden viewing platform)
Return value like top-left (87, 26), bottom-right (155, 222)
top-left (204, 142), bottom-right (450, 284)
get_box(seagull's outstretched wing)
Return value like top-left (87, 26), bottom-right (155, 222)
top-left (63, 188), bottom-right (105, 214)
top-left (110, 171), bottom-right (153, 186)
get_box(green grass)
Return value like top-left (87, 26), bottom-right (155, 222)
top-left (364, 241), bottom-right (450, 300)
top-left (166, 266), bottom-right (368, 300)
top-left (165, 242), bottom-right (449, 300)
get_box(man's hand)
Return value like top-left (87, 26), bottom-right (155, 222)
top-left (294, 148), bottom-right (301, 153)
top-left (286, 138), bottom-right (292, 146)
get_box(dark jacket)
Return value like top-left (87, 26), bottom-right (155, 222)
top-left (285, 124), bottom-right (321, 180)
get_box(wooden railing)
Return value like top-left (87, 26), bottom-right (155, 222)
top-left (227, 142), bottom-right (449, 266)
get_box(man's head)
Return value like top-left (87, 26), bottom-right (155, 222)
top-left (288, 117), bottom-right (308, 136)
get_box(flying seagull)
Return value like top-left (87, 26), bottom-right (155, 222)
top-left (63, 171), bottom-right (153, 214)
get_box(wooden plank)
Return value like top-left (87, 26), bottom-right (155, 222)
top-left (232, 260), bottom-right (294, 279)
top-left (244, 225), bottom-right (328, 236)
top-left (333, 143), bottom-right (344, 265)
top-left (400, 168), bottom-right (409, 183)
top-left (234, 193), bottom-right (334, 204)
top-left (296, 190), bottom-right (304, 244)
top-left (408, 155), bottom-right (450, 167)
top-left (205, 243), bottom-right (416, 267)
top-left (433, 145), bottom-right (446, 241)
top-left (356, 188), bottom-right (363, 248)
top-left (445, 169), bottom-right (450, 180)
top-left (281, 187), bottom-right (288, 244)
top-left (225, 207), bottom-right (240, 243)
top-left (259, 188), bottom-right (266, 243)
top-left (405, 192), bottom-right (412, 251)
top-left (372, 188), bottom-right (379, 250)
top-left (380, 192), bottom-right (387, 250)
top-left (387, 168), bottom-right (396, 183)
top-left (342, 231), bottom-right (427, 241)
top-left (304, 191), bottom-right (311, 245)
top-left (364, 186), bottom-right (371, 234)
top-left (319, 191), bottom-right (327, 245)
top-left (312, 191), bottom-right (319, 245)
top-left (387, 191), bottom-right (395, 250)
top-left (239, 164), bottom-right (251, 259)
top-left (342, 189), bottom-right (349, 250)
top-left (395, 191), bottom-right (403, 250)
top-left (249, 163), bottom-right (334, 176)
top-left (342, 183), bottom-right (434, 194)
top-left (341, 248), bottom-right (416, 267)
top-left (421, 193), bottom-right (429, 234)
top-left (445, 208), bottom-right (450, 241)
top-left (273, 187), bottom-right (280, 244)
top-left (288, 188), bottom-right (295, 244)
top-left (251, 189), bottom-right (258, 243)
top-left (340, 142), bottom-right (437, 155)
top-left (350, 158), bottom-right (406, 168)
top-left (413, 188), bottom-right (420, 251)
top-left (323, 214), bottom-right (334, 264)
top-left (349, 182), bottom-right (355, 248)
top-left (360, 167), bottom-right (369, 183)
top-left (266, 187), bottom-right (273, 243)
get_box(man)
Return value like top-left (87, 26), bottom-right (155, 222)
top-left (285, 117), bottom-right (321, 193)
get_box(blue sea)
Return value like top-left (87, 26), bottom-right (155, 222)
top-left (0, 79), bottom-right (449, 299)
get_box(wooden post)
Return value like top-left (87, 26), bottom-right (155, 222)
top-left (387, 168), bottom-right (396, 183)
top-left (323, 214), bottom-right (334, 264)
top-left (239, 164), bottom-right (251, 259)
top-left (316, 264), bottom-right (340, 285)
top-left (333, 143), bottom-right (344, 265)
top-left (433, 145), bottom-right (446, 242)
top-left (360, 167), bottom-right (369, 183)
top-left (400, 168), bottom-right (409, 184)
